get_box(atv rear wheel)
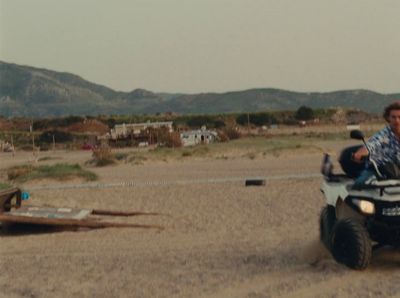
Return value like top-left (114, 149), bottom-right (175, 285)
top-left (319, 206), bottom-right (336, 250)
top-left (331, 218), bottom-right (371, 270)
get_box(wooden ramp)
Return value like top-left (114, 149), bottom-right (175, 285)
top-left (0, 188), bottom-right (163, 230)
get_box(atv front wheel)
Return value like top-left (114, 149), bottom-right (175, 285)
top-left (331, 218), bottom-right (371, 270)
top-left (320, 206), bottom-right (336, 250)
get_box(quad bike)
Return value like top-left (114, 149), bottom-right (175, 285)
top-left (320, 130), bottom-right (400, 269)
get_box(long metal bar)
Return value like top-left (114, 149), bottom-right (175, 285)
top-left (91, 209), bottom-right (160, 216)
top-left (0, 214), bottom-right (163, 230)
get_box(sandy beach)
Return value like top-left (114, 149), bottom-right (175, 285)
top-left (2, 142), bottom-right (400, 298)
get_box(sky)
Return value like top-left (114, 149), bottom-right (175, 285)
top-left (1, 0), bottom-right (399, 94)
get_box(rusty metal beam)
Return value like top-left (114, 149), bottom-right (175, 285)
top-left (91, 209), bottom-right (160, 216)
top-left (0, 214), bottom-right (163, 230)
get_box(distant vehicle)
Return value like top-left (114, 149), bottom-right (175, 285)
top-left (3, 143), bottom-right (14, 153)
top-left (81, 143), bottom-right (95, 150)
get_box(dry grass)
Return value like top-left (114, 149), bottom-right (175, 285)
top-left (90, 147), bottom-right (116, 166)
top-left (100, 134), bottom-right (337, 164)
top-left (6, 163), bottom-right (97, 182)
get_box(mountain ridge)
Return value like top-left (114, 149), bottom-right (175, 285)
top-left (0, 61), bottom-right (398, 117)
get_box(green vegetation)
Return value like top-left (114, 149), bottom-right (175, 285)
top-left (33, 116), bottom-right (87, 130)
top-left (181, 146), bottom-right (210, 158)
top-left (38, 156), bottom-right (61, 162)
top-left (0, 131), bottom-right (39, 150)
top-left (113, 152), bottom-right (129, 161)
top-left (38, 130), bottom-right (73, 143)
top-left (185, 115), bottom-right (226, 128)
top-left (236, 112), bottom-right (277, 126)
top-left (214, 136), bottom-right (308, 156)
top-left (0, 130), bottom-right (90, 151)
top-left (128, 154), bottom-right (148, 165)
top-left (7, 163), bottom-right (97, 182)
top-left (107, 134), bottom-right (328, 163)
top-left (295, 106), bottom-right (314, 120)
top-left (0, 182), bottom-right (13, 190)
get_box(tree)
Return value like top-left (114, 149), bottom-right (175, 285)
top-left (236, 114), bottom-right (248, 126)
top-left (251, 112), bottom-right (276, 126)
top-left (236, 112), bottom-right (276, 126)
top-left (38, 130), bottom-right (73, 143)
top-left (295, 106), bottom-right (314, 121)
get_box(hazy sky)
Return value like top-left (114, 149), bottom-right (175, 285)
top-left (1, 0), bottom-right (399, 94)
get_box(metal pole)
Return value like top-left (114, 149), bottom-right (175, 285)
top-left (11, 135), bottom-right (15, 157)
top-left (247, 113), bottom-right (250, 133)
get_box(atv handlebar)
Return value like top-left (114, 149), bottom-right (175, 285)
top-left (350, 129), bottom-right (384, 180)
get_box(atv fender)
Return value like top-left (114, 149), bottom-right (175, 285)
top-left (335, 198), bottom-right (365, 223)
top-left (321, 180), bottom-right (349, 207)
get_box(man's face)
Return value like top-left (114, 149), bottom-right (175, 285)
top-left (389, 109), bottom-right (400, 136)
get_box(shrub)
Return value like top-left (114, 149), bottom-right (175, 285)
top-left (128, 154), bottom-right (148, 165)
top-left (181, 151), bottom-right (192, 157)
top-left (114, 152), bottom-right (129, 161)
top-left (223, 127), bottom-right (241, 140)
top-left (91, 147), bottom-right (116, 166)
top-left (158, 130), bottom-right (182, 148)
top-left (7, 165), bottom-right (32, 180)
top-left (217, 130), bottom-right (230, 142)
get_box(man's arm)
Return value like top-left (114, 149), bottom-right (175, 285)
top-left (353, 146), bottom-right (369, 163)
top-left (352, 127), bottom-right (387, 163)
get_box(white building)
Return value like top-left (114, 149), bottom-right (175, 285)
top-left (110, 121), bottom-right (173, 140)
top-left (180, 129), bottom-right (218, 147)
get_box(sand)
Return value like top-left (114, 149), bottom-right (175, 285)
top-left (2, 145), bottom-right (400, 298)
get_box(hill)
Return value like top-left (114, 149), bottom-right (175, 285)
top-left (0, 61), bottom-right (165, 117)
top-left (0, 61), bottom-right (398, 117)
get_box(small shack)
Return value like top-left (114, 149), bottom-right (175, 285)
top-left (180, 128), bottom-right (218, 147)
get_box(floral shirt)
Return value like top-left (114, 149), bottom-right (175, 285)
top-left (367, 126), bottom-right (400, 167)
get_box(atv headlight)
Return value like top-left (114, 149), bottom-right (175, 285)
top-left (352, 199), bottom-right (375, 214)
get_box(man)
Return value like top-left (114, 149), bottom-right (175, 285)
top-left (353, 101), bottom-right (400, 184)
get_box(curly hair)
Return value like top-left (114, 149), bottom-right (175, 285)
top-left (384, 101), bottom-right (400, 122)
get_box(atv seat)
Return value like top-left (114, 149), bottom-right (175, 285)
top-left (326, 174), bottom-right (353, 183)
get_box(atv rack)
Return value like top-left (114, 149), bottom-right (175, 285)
top-left (0, 187), bottom-right (163, 230)
top-left (352, 180), bottom-right (400, 196)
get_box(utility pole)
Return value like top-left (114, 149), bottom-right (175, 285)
top-left (30, 120), bottom-right (37, 162)
top-left (247, 113), bottom-right (250, 133)
top-left (30, 121), bottom-right (35, 151)
top-left (11, 135), bottom-right (15, 157)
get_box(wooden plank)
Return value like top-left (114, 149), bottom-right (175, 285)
top-left (0, 187), bottom-right (20, 198)
top-left (9, 206), bottom-right (92, 220)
